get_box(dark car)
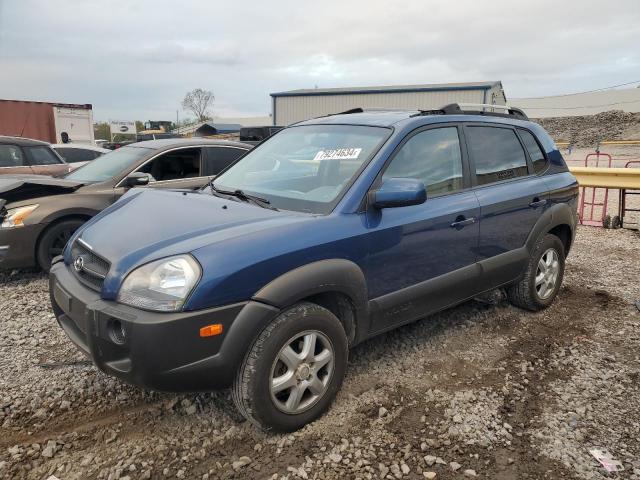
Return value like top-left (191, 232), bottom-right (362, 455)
top-left (0, 136), bottom-right (71, 177)
top-left (239, 126), bottom-right (283, 144)
top-left (49, 104), bottom-right (578, 431)
top-left (0, 139), bottom-right (251, 270)
top-left (102, 141), bottom-right (135, 150)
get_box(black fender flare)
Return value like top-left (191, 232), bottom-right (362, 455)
top-left (252, 259), bottom-right (370, 341)
top-left (525, 203), bottom-right (577, 253)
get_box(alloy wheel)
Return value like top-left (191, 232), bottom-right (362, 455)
top-left (535, 248), bottom-right (560, 300)
top-left (270, 330), bottom-right (334, 414)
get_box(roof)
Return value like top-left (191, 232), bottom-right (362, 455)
top-left (296, 110), bottom-right (420, 127)
top-left (271, 81), bottom-right (502, 98)
top-left (126, 138), bottom-right (253, 149)
top-left (296, 106), bottom-right (532, 128)
top-left (0, 99), bottom-right (92, 109)
top-left (0, 135), bottom-right (50, 146)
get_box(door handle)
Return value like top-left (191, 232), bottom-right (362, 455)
top-left (450, 216), bottom-right (475, 229)
top-left (529, 198), bottom-right (547, 208)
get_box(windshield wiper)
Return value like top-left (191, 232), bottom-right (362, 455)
top-left (209, 181), bottom-right (278, 211)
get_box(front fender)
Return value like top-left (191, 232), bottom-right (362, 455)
top-left (39, 207), bottom-right (99, 225)
top-left (253, 259), bottom-right (370, 340)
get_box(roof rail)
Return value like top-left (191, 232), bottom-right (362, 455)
top-left (458, 103), bottom-right (529, 119)
top-left (413, 103), bottom-right (529, 120)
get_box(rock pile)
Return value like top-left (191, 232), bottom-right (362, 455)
top-left (533, 110), bottom-right (640, 147)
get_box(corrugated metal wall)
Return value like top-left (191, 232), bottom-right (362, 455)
top-left (273, 89), bottom-right (490, 125)
top-left (0, 100), bottom-right (57, 142)
top-left (487, 84), bottom-right (507, 106)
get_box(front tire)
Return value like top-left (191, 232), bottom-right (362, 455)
top-left (507, 234), bottom-right (565, 311)
top-left (36, 218), bottom-right (85, 271)
top-left (232, 302), bottom-right (348, 432)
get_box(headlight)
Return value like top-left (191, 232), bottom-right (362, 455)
top-left (117, 255), bottom-right (201, 312)
top-left (1, 204), bottom-right (39, 228)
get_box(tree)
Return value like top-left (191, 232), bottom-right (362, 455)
top-left (93, 122), bottom-right (110, 140)
top-left (181, 88), bottom-right (214, 122)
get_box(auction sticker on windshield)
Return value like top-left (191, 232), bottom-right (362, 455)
top-left (314, 148), bottom-right (362, 161)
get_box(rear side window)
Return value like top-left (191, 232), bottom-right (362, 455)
top-left (0, 145), bottom-right (26, 167)
top-left (25, 146), bottom-right (63, 165)
top-left (519, 130), bottom-right (548, 174)
top-left (203, 147), bottom-right (246, 176)
top-left (466, 126), bottom-right (528, 185)
top-left (55, 148), bottom-right (97, 163)
top-left (383, 127), bottom-right (463, 196)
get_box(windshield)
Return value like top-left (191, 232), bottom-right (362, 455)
top-left (213, 124), bottom-right (390, 213)
top-left (65, 146), bottom-right (152, 183)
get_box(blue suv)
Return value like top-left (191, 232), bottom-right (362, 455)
top-left (49, 104), bottom-right (579, 431)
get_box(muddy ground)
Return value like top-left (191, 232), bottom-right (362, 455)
top-left (1, 226), bottom-right (639, 480)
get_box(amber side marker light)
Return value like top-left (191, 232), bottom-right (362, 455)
top-left (200, 324), bottom-right (224, 337)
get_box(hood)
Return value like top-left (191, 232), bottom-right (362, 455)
top-left (0, 175), bottom-right (84, 204)
top-left (74, 188), bottom-right (307, 279)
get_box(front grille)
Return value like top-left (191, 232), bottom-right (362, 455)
top-left (70, 239), bottom-right (110, 291)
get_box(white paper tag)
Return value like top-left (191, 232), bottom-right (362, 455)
top-left (313, 148), bottom-right (362, 161)
top-left (589, 448), bottom-right (624, 472)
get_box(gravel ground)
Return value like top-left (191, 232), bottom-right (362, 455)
top-left (1, 226), bottom-right (639, 480)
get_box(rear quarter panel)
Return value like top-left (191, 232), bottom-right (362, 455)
top-left (543, 171), bottom-right (579, 220)
top-left (31, 163), bottom-right (72, 177)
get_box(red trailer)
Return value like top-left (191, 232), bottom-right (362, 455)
top-left (0, 99), bottom-right (94, 145)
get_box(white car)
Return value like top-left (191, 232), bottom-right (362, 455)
top-left (51, 143), bottom-right (110, 169)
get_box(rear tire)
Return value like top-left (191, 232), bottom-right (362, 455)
top-left (36, 218), bottom-right (85, 271)
top-left (507, 234), bottom-right (565, 311)
top-left (232, 302), bottom-right (348, 432)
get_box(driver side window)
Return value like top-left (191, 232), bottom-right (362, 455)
top-left (137, 148), bottom-right (202, 182)
top-left (383, 127), bottom-right (464, 197)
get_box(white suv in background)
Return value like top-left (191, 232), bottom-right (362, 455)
top-left (51, 143), bottom-right (109, 167)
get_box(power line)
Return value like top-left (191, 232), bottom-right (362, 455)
top-left (512, 79), bottom-right (640, 100)
top-left (521, 99), bottom-right (640, 110)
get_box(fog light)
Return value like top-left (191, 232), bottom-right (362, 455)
top-left (109, 319), bottom-right (127, 345)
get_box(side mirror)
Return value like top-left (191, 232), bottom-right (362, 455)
top-left (124, 172), bottom-right (150, 187)
top-left (371, 177), bottom-right (426, 209)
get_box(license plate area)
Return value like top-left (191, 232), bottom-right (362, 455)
top-left (53, 282), bottom-right (87, 334)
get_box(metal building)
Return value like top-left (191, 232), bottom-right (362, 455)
top-left (270, 81), bottom-right (506, 125)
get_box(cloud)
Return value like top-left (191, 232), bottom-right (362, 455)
top-left (134, 43), bottom-right (242, 66)
top-left (0, 0), bottom-right (638, 121)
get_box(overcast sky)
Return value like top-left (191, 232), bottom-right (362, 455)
top-left (0, 0), bottom-right (638, 122)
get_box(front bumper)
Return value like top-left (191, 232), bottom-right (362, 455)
top-left (49, 260), bottom-right (279, 391)
top-left (0, 223), bottom-right (45, 269)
